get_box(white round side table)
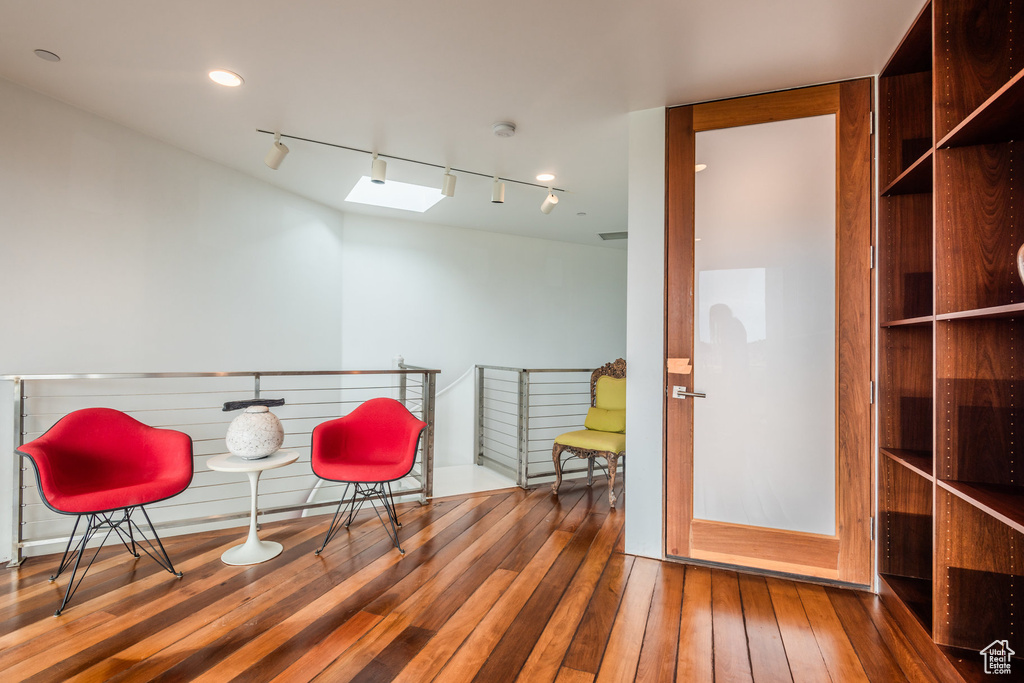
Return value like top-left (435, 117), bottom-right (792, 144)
top-left (207, 449), bottom-right (299, 565)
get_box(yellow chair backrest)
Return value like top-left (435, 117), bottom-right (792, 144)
top-left (595, 376), bottom-right (626, 411)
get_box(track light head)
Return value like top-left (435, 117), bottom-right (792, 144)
top-left (371, 153), bottom-right (387, 184)
top-left (264, 133), bottom-right (289, 170)
top-left (442, 167), bottom-right (456, 197)
top-left (540, 190), bottom-right (559, 214)
top-left (491, 177), bottom-right (505, 204)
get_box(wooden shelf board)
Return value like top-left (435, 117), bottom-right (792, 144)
top-left (936, 302), bottom-right (1024, 321)
top-left (879, 573), bottom-right (933, 634)
top-left (938, 67), bottom-right (1024, 149)
top-left (880, 315), bottom-right (934, 328)
top-left (881, 448), bottom-right (934, 480)
top-left (937, 480), bottom-right (1024, 535)
top-left (939, 646), bottom-right (989, 683)
top-left (881, 148), bottom-right (933, 196)
top-left (880, 1), bottom-right (933, 78)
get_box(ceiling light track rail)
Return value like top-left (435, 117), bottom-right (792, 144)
top-left (256, 129), bottom-right (566, 193)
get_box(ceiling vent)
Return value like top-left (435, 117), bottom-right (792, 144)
top-left (599, 231), bottom-right (628, 241)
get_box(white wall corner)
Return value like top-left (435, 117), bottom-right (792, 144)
top-left (624, 107), bottom-right (666, 559)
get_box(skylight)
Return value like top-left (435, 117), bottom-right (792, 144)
top-left (344, 176), bottom-right (445, 213)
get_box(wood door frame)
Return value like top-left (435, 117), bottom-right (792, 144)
top-left (664, 80), bottom-right (874, 585)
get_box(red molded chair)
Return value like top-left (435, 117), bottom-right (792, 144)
top-left (17, 407), bottom-right (193, 616)
top-left (311, 397), bottom-right (427, 555)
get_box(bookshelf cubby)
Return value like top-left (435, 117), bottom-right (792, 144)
top-left (878, 0), bottom-right (1024, 677)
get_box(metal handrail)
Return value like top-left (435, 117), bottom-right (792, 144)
top-left (1, 369), bottom-right (439, 381)
top-left (6, 367), bottom-right (437, 566)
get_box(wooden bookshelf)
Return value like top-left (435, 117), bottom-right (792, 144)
top-left (936, 302), bottom-right (1024, 321)
top-left (938, 68), bottom-right (1024, 149)
top-left (878, 0), bottom-right (1024, 675)
top-left (879, 573), bottom-right (932, 633)
top-left (880, 315), bottom-right (933, 328)
top-left (881, 148), bottom-right (932, 196)
top-left (881, 447), bottom-right (933, 480)
top-left (938, 480), bottom-right (1024, 536)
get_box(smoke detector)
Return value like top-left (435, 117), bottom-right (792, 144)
top-left (492, 121), bottom-right (517, 138)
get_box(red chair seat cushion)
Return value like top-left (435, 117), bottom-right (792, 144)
top-left (17, 408), bottom-right (193, 515)
top-left (314, 459), bottom-right (414, 484)
top-left (312, 398), bottom-right (427, 484)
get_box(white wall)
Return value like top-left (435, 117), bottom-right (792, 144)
top-left (0, 78), bottom-right (626, 562)
top-left (336, 213), bottom-right (627, 466)
top-left (625, 108), bottom-right (666, 559)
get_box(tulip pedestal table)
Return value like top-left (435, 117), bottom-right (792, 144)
top-left (206, 449), bottom-right (299, 565)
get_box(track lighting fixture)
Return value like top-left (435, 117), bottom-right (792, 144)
top-left (540, 190), bottom-right (559, 214)
top-left (371, 153), bottom-right (387, 184)
top-left (256, 130), bottom-right (570, 207)
top-left (441, 167), bottom-right (457, 197)
top-left (264, 133), bottom-right (289, 170)
top-left (491, 177), bottom-right (505, 204)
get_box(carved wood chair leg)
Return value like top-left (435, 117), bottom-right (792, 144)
top-left (587, 457), bottom-right (594, 486)
top-left (607, 454), bottom-right (619, 508)
top-left (551, 444), bottom-right (564, 495)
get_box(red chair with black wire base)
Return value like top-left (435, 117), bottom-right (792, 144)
top-left (17, 407), bottom-right (193, 616)
top-left (311, 397), bottom-right (427, 556)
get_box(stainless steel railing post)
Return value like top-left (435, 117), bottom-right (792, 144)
top-left (421, 370), bottom-right (436, 503)
top-left (474, 366), bottom-right (484, 466)
top-left (8, 378), bottom-right (24, 567)
top-left (517, 370), bottom-right (530, 488)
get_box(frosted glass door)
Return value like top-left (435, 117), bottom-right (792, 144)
top-left (692, 115), bottom-right (836, 536)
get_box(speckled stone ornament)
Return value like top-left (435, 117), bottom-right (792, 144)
top-left (1017, 242), bottom-right (1024, 286)
top-left (225, 405), bottom-right (284, 459)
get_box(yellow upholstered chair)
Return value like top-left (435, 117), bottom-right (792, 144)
top-left (551, 358), bottom-right (626, 507)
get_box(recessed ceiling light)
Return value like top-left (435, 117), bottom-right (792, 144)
top-left (576, 212), bottom-right (587, 217)
top-left (209, 70), bottom-right (243, 87)
top-left (34, 49), bottom-right (61, 62)
top-left (345, 176), bottom-right (445, 213)
top-left (536, 173), bottom-right (556, 182)
top-left (695, 163), bottom-right (708, 172)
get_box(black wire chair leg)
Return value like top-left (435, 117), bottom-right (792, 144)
top-left (345, 495), bottom-right (366, 528)
top-left (369, 483), bottom-right (404, 555)
top-left (386, 482), bottom-right (402, 530)
top-left (134, 506), bottom-right (181, 577)
top-left (110, 508), bottom-right (141, 559)
top-left (127, 509), bottom-right (139, 558)
top-left (49, 515), bottom-right (83, 583)
top-left (315, 483), bottom-right (352, 556)
top-left (54, 514), bottom-right (113, 617)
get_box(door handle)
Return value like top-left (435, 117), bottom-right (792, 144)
top-left (672, 386), bottom-right (706, 400)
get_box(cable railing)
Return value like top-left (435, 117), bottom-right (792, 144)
top-left (474, 365), bottom-right (597, 488)
top-left (3, 368), bottom-right (437, 566)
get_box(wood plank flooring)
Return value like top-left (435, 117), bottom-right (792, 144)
top-left (0, 480), bottom-right (958, 682)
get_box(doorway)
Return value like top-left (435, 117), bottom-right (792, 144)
top-left (664, 81), bottom-right (873, 585)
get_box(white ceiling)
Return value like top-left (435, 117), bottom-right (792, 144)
top-left (0, 0), bottom-right (924, 248)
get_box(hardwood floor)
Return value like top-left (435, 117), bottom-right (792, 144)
top-left (1, 480), bottom-right (957, 682)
